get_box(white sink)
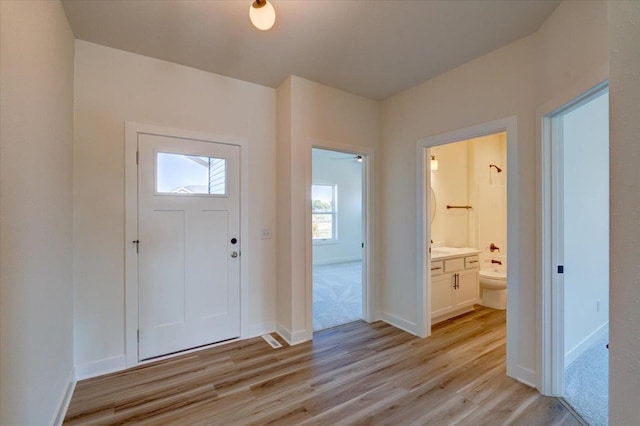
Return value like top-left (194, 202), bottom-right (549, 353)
top-left (431, 247), bottom-right (460, 255)
top-left (431, 246), bottom-right (480, 260)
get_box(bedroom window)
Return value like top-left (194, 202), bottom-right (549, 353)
top-left (312, 184), bottom-right (337, 241)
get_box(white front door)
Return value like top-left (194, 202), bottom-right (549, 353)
top-left (137, 133), bottom-right (240, 360)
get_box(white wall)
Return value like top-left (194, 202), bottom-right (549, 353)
top-left (73, 41), bottom-right (276, 371)
top-left (609, 1), bottom-right (640, 423)
top-left (380, 0), bottom-right (607, 385)
top-left (312, 150), bottom-right (363, 265)
top-left (562, 92), bottom-right (609, 364)
top-left (2, 0), bottom-right (635, 422)
top-left (430, 141), bottom-right (470, 247)
top-left (536, 0), bottom-right (608, 106)
top-left (276, 76), bottom-right (380, 341)
top-left (382, 35), bottom-right (538, 381)
top-left (0, 1), bottom-right (75, 424)
top-left (430, 133), bottom-right (506, 254)
top-left (275, 77), bottom-right (293, 341)
top-left (469, 133), bottom-right (507, 268)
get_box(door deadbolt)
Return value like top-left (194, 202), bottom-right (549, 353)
top-left (230, 237), bottom-right (238, 244)
top-left (230, 251), bottom-right (238, 258)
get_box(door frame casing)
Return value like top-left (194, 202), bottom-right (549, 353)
top-left (415, 116), bottom-right (519, 379)
top-left (536, 69), bottom-right (608, 395)
top-left (124, 122), bottom-right (249, 368)
top-left (305, 139), bottom-right (376, 336)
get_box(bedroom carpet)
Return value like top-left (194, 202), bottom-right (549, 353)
top-left (312, 260), bottom-right (362, 331)
top-left (564, 330), bottom-right (609, 425)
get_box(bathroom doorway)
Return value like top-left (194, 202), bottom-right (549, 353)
top-left (311, 148), bottom-right (365, 331)
top-left (542, 84), bottom-right (609, 425)
top-left (427, 133), bottom-right (508, 322)
top-left (416, 116), bottom-right (522, 382)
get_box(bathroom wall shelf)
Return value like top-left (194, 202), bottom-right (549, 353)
top-left (446, 205), bottom-right (473, 209)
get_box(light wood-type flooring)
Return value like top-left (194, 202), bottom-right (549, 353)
top-left (64, 307), bottom-right (580, 425)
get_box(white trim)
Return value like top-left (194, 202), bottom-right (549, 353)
top-left (515, 367), bottom-right (537, 389)
top-left (565, 321), bottom-right (608, 368)
top-left (74, 355), bottom-right (127, 381)
top-left (551, 112), bottom-right (566, 396)
top-left (51, 369), bottom-right (76, 426)
top-left (536, 65), bottom-right (608, 396)
top-left (415, 149), bottom-right (430, 338)
top-left (246, 321), bottom-right (277, 338)
top-left (416, 116), bottom-right (519, 378)
top-left (275, 323), bottom-right (311, 346)
top-left (432, 306), bottom-right (475, 325)
top-left (275, 324), bottom-right (293, 345)
top-left (124, 122), bottom-right (249, 369)
top-left (239, 134), bottom-right (251, 342)
top-left (306, 140), bottom-right (376, 336)
top-left (378, 311), bottom-right (418, 335)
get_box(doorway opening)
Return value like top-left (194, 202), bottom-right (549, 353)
top-left (416, 116), bottom-right (522, 382)
top-left (542, 84), bottom-right (609, 425)
top-left (428, 133), bottom-right (508, 326)
top-left (311, 148), bottom-right (365, 331)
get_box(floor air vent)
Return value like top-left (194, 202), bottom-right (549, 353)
top-left (261, 334), bottom-right (282, 349)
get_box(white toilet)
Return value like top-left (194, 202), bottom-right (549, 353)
top-left (479, 269), bottom-right (507, 310)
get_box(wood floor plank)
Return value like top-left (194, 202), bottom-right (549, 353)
top-left (65, 307), bottom-right (579, 425)
top-left (299, 382), bottom-right (410, 426)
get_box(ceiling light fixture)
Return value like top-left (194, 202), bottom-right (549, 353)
top-left (250, 0), bottom-right (276, 31)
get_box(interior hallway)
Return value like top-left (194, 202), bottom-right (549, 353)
top-left (64, 307), bottom-right (579, 425)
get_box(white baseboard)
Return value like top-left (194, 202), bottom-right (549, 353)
top-left (292, 329), bottom-right (312, 344)
top-left (514, 366), bottom-right (537, 388)
top-left (51, 368), bottom-right (76, 426)
top-left (565, 321), bottom-right (608, 367)
top-left (275, 323), bottom-right (293, 345)
top-left (275, 323), bottom-right (311, 346)
top-left (75, 355), bottom-right (127, 381)
top-left (431, 306), bottom-right (475, 325)
top-left (378, 311), bottom-right (418, 335)
top-left (245, 321), bottom-right (276, 339)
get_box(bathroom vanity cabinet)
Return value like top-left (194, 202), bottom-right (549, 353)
top-left (430, 249), bottom-right (481, 323)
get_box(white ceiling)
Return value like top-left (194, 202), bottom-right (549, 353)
top-left (61, 0), bottom-right (560, 100)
